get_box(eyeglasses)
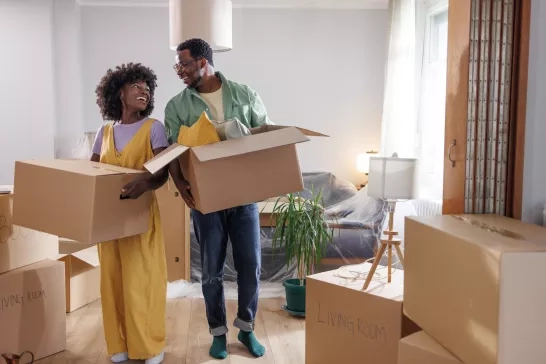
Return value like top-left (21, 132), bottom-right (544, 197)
top-left (173, 58), bottom-right (202, 72)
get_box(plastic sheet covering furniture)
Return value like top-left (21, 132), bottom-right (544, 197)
top-left (189, 172), bottom-right (387, 283)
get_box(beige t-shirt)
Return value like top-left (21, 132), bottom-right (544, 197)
top-left (199, 86), bottom-right (224, 122)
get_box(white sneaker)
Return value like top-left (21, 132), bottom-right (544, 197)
top-left (110, 352), bottom-right (129, 363)
top-left (145, 350), bottom-right (165, 364)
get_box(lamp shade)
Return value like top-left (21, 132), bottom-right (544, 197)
top-left (169, 0), bottom-right (232, 52)
top-left (367, 156), bottom-right (417, 200)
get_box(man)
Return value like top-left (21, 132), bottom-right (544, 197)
top-left (164, 38), bottom-right (272, 360)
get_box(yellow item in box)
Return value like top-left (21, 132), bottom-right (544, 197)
top-left (178, 111), bottom-right (221, 146)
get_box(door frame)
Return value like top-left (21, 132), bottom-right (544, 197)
top-left (442, 0), bottom-right (531, 217)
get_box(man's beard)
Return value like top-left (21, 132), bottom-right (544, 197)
top-left (190, 75), bottom-right (203, 89)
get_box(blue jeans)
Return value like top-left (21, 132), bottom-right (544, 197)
top-left (192, 203), bottom-right (261, 336)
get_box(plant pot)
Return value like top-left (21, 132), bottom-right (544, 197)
top-left (283, 278), bottom-right (306, 315)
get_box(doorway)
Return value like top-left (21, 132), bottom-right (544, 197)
top-left (442, 0), bottom-right (530, 217)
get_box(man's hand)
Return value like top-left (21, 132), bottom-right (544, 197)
top-left (121, 178), bottom-right (150, 200)
top-left (175, 178), bottom-right (195, 209)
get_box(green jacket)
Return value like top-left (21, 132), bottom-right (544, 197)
top-left (164, 72), bottom-right (274, 144)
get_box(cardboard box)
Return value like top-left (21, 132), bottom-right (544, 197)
top-left (56, 238), bottom-right (100, 312)
top-left (404, 214), bottom-right (546, 364)
top-left (155, 180), bottom-right (190, 282)
top-left (144, 125), bottom-right (326, 214)
top-left (12, 159), bottom-right (152, 244)
top-left (306, 264), bottom-right (420, 364)
top-left (0, 259), bottom-right (66, 360)
top-left (0, 193), bottom-right (58, 274)
top-left (398, 331), bottom-right (462, 364)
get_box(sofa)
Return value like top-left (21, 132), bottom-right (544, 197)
top-left (189, 172), bottom-right (388, 283)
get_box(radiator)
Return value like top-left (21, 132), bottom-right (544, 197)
top-left (412, 199), bottom-right (442, 216)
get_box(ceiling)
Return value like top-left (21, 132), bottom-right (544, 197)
top-left (77, 0), bottom-right (389, 10)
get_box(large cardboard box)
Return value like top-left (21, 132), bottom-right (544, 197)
top-left (306, 264), bottom-right (420, 364)
top-left (57, 238), bottom-right (100, 312)
top-left (398, 331), bottom-right (462, 364)
top-left (0, 192), bottom-right (58, 274)
top-left (155, 179), bottom-right (190, 282)
top-left (144, 125), bottom-right (326, 214)
top-left (405, 214), bottom-right (546, 364)
top-left (0, 259), bottom-right (66, 360)
top-left (12, 159), bottom-right (152, 244)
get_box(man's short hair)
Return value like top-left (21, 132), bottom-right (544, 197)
top-left (176, 38), bottom-right (214, 67)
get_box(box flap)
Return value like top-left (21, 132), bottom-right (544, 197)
top-left (143, 144), bottom-right (190, 174)
top-left (71, 246), bottom-right (99, 267)
top-left (16, 160), bottom-right (143, 176)
top-left (58, 237), bottom-right (96, 255)
top-left (408, 215), bottom-right (546, 253)
top-left (56, 246), bottom-right (99, 267)
top-left (193, 127), bottom-right (309, 162)
top-left (308, 262), bottom-right (404, 300)
top-left (250, 125), bottom-right (328, 137)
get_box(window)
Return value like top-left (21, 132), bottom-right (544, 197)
top-left (414, 0), bottom-right (449, 200)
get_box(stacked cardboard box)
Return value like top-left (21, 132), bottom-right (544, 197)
top-left (56, 238), bottom-right (100, 313)
top-left (305, 263), bottom-right (420, 364)
top-left (401, 214), bottom-right (546, 364)
top-left (155, 178), bottom-right (191, 282)
top-left (0, 190), bottom-right (66, 360)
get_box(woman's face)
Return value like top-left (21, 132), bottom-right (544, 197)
top-left (121, 80), bottom-right (150, 112)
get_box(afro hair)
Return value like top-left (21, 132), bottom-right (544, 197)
top-left (95, 62), bottom-right (158, 121)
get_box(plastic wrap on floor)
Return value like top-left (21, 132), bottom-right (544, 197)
top-left (167, 280), bottom-right (286, 299)
top-left (189, 172), bottom-right (387, 284)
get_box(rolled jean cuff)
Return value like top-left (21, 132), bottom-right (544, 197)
top-left (233, 317), bottom-right (254, 332)
top-left (210, 324), bottom-right (228, 336)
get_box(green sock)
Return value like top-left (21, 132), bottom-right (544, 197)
top-left (238, 330), bottom-right (265, 358)
top-left (209, 334), bottom-right (228, 360)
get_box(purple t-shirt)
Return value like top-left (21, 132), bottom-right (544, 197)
top-left (92, 118), bottom-right (169, 155)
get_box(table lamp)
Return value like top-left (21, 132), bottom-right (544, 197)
top-left (356, 150), bottom-right (379, 188)
top-left (362, 155), bottom-right (417, 290)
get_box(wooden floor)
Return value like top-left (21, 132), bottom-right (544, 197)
top-left (37, 298), bottom-right (305, 364)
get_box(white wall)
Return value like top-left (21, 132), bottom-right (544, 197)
top-left (522, 0), bottom-right (546, 225)
top-left (80, 6), bottom-right (389, 184)
top-left (0, 0), bottom-right (56, 184)
top-left (52, 0), bottom-right (86, 159)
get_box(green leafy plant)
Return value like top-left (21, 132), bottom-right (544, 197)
top-left (270, 189), bottom-right (335, 285)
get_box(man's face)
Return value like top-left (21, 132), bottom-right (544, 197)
top-left (174, 50), bottom-right (203, 88)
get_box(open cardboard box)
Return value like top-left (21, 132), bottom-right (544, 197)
top-left (56, 238), bottom-right (100, 312)
top-left (144, 125), bottom-right (327, 214)
top-left (306, 264), bottom-right (420, 364)
top-left (12, 159), bottom-right (152, 244)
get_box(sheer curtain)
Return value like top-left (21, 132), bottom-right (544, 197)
top-left (414, 4), bottom-right (448, 200)
top-left (380, 0), bottom-right (419, 159)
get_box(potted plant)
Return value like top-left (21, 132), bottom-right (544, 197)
top-left (270, 189), bottom-right (334, 316)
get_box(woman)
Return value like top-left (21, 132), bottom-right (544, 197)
top-left (91, 63), bottom-right (169, 364)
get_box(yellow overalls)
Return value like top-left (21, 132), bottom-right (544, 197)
top-left (97, 119), bottom-right (167, 360)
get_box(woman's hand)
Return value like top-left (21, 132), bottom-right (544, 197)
top-left (121, 178), bottom-right (150, 200)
